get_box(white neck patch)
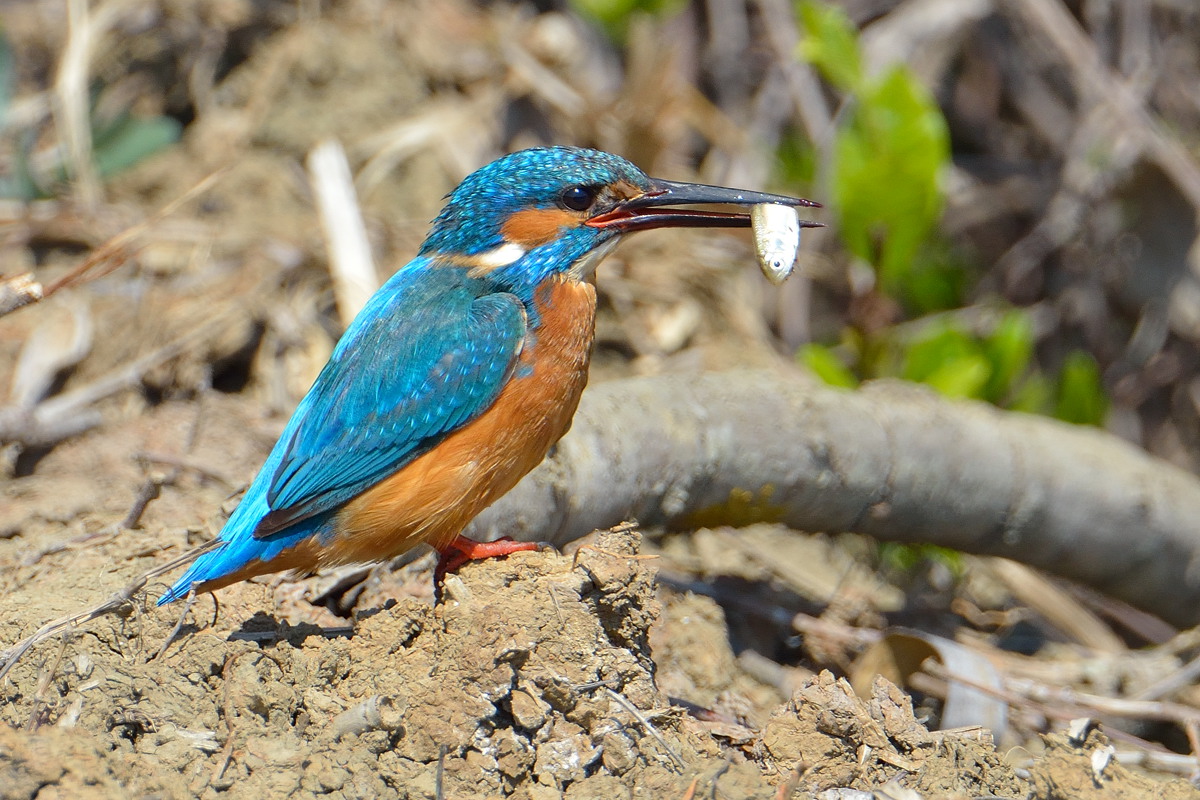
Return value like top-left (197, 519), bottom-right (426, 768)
top-left (474, 242), bottom-right (527, 269)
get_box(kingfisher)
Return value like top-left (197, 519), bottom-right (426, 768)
top-left (159, 146), bottom-right (820, 604)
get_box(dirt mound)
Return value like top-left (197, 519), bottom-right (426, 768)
top-left (0, 527), bottom-right (1029, 799)
top-left (7, 519), bottom-right (1200, 800)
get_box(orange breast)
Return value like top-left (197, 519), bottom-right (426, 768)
top-left (322, 276), bottom-right (598, 564)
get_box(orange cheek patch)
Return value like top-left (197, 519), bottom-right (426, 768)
top-left (502, 208), bottom-right (580, 247)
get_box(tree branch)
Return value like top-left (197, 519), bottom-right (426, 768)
top-left (467, 370), bottom-right (1200, 627)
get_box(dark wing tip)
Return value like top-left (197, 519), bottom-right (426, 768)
top-left (252, 509), bottom-right (294, 540)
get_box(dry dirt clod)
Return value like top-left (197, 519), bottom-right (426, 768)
top-left (762, 670), bottom-right (1028, 798)
top-left (1027, 728), bottom-right (1200, 800)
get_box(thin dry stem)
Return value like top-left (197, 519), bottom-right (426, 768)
top-left (307, 139), bottom-right (378, 325)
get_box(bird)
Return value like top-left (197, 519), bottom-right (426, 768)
top-left (159, 146), bottom-right (820, 604)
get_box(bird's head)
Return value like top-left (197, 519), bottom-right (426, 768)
top-left (419, 146), bottom-right (821, 295)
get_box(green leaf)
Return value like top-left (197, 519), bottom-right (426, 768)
top-left (1055, 351), bottom-right (1108, 426)
top-left (797, 3), bottom-right (953, 313)
top-left (879, 541), bottom-right (921, 573)
top-left (569, 0), bottom-right (686, 42)
top-left (897, 322), bottom-right (992, 399)
top-left (0, 129), bottom-right (42, 200)
top-left (899, 324), bottom-right (975, 383)
top-left (903, 254), bottom-right (967, 314)
top-left (1009, 374), bottom-right (1054, 415)
top-left (921, 353), bottom-right (991, 399)
top-left (797, 0), bottom-right (862, 92)
top-left (91, 114), bottom-right (180, 178)
top-left (799, 343), bottom-right (859, 388)
top-left (983, 310), bottom-right (1035, 402)
top-left (834, 66), bottom-right (949, 301)
top-left (879, 543), bottom-right (964, 576)
top-left (775, 130), bottom-right (817, 188)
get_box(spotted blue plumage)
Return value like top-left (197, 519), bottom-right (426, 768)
top-left (421, 147), bottom-right (653, 300)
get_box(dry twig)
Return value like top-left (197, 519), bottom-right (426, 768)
top-left (0, 273), bottom-right (43, 317)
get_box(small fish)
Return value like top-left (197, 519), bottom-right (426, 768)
top-left (751, 203), bottom-right (801, 285)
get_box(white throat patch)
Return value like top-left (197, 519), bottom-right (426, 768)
top-left (568, 238), bottom-right (619, 280)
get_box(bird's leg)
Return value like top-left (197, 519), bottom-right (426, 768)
top-left (433, 534), bottom-right (542, 588)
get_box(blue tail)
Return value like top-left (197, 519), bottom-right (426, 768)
top-left (157, 453), bottom-right (334, 604)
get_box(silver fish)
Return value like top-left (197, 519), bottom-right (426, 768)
top-left (751, 203), bottom-right (801, 285)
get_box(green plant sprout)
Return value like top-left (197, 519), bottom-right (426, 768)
top-left (793, 1), bottom-right (1108, 428)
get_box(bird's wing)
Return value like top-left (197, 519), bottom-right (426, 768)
top-left (252, 270), bottom-right (527, 539)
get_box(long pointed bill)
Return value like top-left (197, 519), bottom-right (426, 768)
top-left (585, 178), bottom-right (823, 233)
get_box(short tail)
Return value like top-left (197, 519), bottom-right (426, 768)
top-left (157, 503), bottom-right (332, 605)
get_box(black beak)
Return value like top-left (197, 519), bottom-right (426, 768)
top-left (585, 178), bottom-right (823, 233)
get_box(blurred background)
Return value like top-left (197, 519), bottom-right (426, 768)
top-left (4, 0), bottom-right (1199, 472)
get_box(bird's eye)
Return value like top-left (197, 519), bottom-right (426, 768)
top-left (560, 185), bottom-right (598, 212)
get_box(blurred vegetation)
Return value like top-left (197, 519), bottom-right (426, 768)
top-left (568, 0), bottom-right (687, 41)
top-left (0, 25), bottom-right (178, 202)
top-left (1, 0), bottom-right (1190, 451)
top-left (798, 0), bottom-right (949, 310)
top-left (791, 2), bottom-right (1107, 427)
top-left (86, 111), bottom-right (180, 186)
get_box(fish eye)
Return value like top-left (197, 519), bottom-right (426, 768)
top-left (560, 185), bottom-right (598, 212)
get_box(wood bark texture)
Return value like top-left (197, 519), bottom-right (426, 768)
top-left (466, 370), bottom-right (1200, 627)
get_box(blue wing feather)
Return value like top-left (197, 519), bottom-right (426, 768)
top-left (158, 259), bottom-right (527, 603)
top-left (260, 279), bottom-right (525, 533)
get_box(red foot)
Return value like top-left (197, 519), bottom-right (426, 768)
top-left (434, 535), bottom-right (540, 588)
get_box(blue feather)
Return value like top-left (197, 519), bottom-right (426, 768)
top-left (159, 259), bottom-right (526, 602)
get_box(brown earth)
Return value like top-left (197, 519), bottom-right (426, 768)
top-left (0, 519), bottom-right (1143, 800)
top-left (4, 1), bottom-right (1200, 798)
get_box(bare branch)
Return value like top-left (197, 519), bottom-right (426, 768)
top-left (468, 370), bottom-right (1200, 627)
